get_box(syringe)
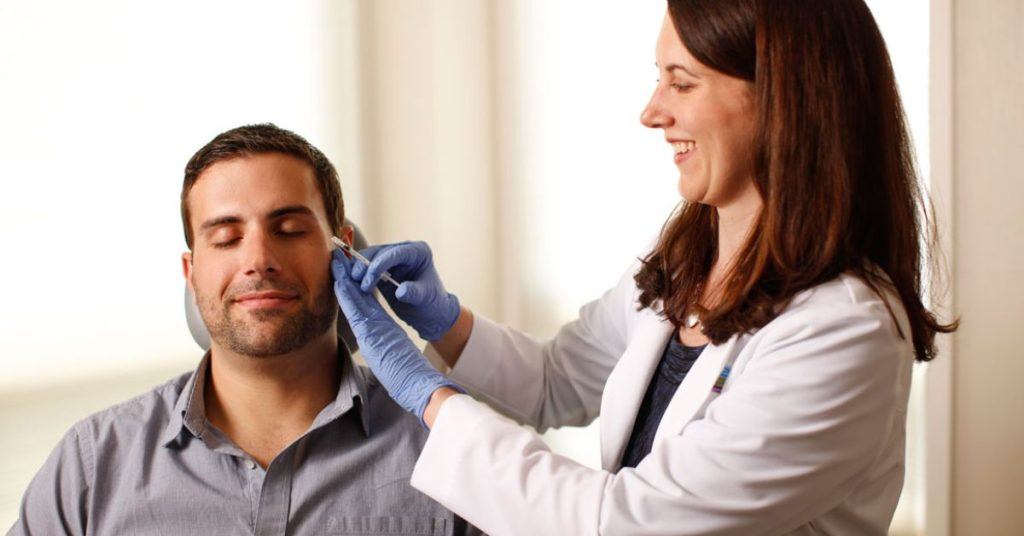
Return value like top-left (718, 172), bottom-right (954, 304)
top-left (331, 236), bottom-right (400, 287)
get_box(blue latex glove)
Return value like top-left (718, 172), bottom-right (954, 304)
top-left (349, 241), bottom-right (460, 342)
top-left (332, 251), bottom-right (463, 424)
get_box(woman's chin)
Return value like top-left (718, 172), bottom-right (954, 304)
top-left (676, 179), bottom-right (708, 204)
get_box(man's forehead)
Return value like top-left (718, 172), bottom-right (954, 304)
top-left (189, 153), bottom-right (323, 221)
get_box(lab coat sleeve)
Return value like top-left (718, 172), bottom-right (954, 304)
top-left (411, 300), bottom-right (909, 536)
top-left (445, 261), bottom-right (640, 431)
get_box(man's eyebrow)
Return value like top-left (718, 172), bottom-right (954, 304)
top-left (199, 215), bottom-right (243, 232)
top-left (267, 205), bottom-right (316, 220)
top-left (198, 206), bottom-right (316, 232)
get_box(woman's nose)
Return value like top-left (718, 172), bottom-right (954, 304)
top-left (640, 87), bottom-right (673, 129)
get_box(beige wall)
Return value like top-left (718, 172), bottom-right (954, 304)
top-left (352, 0), bottom-right (502, 322)
top-left (952, 0), bottom-right (1024, 534)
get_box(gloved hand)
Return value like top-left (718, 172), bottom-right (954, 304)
top-left (332, 251), bottom-right (463, 424)
top-left (348, 241), bottom-right (460, 342)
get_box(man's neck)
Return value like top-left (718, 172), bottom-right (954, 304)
top-left (204, 331), bottom-right (341, 467)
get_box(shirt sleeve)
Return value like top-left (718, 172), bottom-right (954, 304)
top-left (7, 422), bottom-right (94, 536)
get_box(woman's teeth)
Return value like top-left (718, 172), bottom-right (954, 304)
top-left (673, 141), bottom-right (696, 154)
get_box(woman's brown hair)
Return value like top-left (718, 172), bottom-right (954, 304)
top-left (635, 0), bottom-right (957, 361)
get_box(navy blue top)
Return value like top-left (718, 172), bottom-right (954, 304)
top-left (620, 335), bottom-right (706, 469)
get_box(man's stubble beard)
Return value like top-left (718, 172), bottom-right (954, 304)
top-left (196, 279), bottom-right (337, 358)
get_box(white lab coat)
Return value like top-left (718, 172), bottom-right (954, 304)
top-left (411, 258), bottom-right (914, 536)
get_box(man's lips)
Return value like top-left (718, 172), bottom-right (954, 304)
top-left (233, 290), bottom-right (300, 309)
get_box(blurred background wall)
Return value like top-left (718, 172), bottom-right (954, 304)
top-left (948, 0), bottom-right (1024, 534)
top-left (1, 1), bottom-right (1019, 534)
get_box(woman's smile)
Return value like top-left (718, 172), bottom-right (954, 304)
top-left (671, 140), bottom-right (697, 165)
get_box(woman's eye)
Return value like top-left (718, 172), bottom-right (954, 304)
top-left (671, 83), bottom-right (695, 93)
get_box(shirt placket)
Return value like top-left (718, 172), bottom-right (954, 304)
top-left (253, 446), bottom-right (296, 536)
top-left (242, 456), bottom-right (266, 529)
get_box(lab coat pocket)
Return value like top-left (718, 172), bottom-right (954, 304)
top-left (324, 515), bottom-right (449, 535)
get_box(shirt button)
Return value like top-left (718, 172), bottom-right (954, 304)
top-left (246, 460), bottom-right (257, 470)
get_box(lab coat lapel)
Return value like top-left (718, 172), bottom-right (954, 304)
top-left (651, 334), bottom-right (740, 447)
top-left (599, 309), bottom-right (674, 471)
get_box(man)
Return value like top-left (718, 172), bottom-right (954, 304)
top-left (9, 124), bottom-right (478, 535)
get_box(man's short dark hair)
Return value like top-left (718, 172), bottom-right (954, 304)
top-left (180, 123), bottom-right (344, 249)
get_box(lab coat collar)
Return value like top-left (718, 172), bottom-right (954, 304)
top-left (599, 308), bottom-right (674, 471)
top-left (651, 332), bottom-right (740, 448)
top-left (598, 308), bottom-right (742, 471)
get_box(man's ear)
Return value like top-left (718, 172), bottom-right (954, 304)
top-left (182, 251), bottom-right (195, 293)
top-left (340, 225), bottom-right (354, 247)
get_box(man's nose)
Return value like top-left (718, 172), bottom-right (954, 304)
top-left (242, 231), bottom-right (283, 277)
top-left (640, 85), bottom-right (673, 129)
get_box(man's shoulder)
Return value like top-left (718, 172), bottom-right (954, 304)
top-left (71, 370), bottom-right (192, 447)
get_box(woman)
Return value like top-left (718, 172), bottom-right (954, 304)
top-left (332, 0), bottom-right (956, 534)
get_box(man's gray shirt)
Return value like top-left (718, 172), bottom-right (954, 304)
top-left (9, 348), bottom-right (479, 535)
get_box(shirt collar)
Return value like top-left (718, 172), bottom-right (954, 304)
top-left (312, 337), bottom-right (371, 437)
top-left (161, 338), bottom-right (370, 448)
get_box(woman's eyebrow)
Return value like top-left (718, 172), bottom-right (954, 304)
top-left (666, 63), bottom-right (700, 78)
